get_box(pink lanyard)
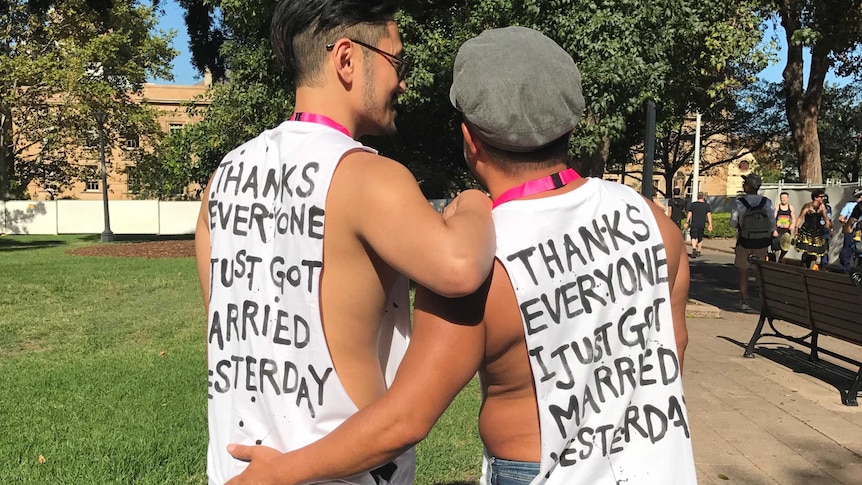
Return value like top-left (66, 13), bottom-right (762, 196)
top-left (492, 168), bottom-right (581, 208)
top-left (289, 112), bottom-right (351, 137)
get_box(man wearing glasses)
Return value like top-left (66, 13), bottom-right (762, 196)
top-left (838, 188), bottom-right (862, 271)
top-left (195, 1), bottom-right (496, 484)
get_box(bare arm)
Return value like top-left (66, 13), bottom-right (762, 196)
top-left (194, 174), bottom-right (216, 313)
top-left (647, 199), bottom-right (690, 369)
top-left (337, 151), bottom-right (495, 297)
top-left (224, 281), bottom-right (490, 485)
top-left (795, 204), bottom-right (808, 229)
top-left (707, 211), bottom-right (713, 231)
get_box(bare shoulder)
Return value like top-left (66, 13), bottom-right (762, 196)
top-left (336, 150), bottom-right (419, 196)
top-left (328, 150), bottom-right (428, 232)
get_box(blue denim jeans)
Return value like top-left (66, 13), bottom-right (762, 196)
top-left (488, 456), bottom-right (540, 485)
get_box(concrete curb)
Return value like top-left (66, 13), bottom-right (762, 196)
top-left (686, 299), bottom-right (722, 318)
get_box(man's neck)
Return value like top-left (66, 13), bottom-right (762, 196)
top-left (484, 163), bottom-right (576, 202)
top-left (293, 87), bottom-right (359, 139)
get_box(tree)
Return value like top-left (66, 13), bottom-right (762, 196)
top-left (158, 0), bottom-right (772, 198)
top-left (0, 0), bottom-right (175, 199)
top-left (818, 81), bottom-right (862, 182)
top-left (131, 0), bottom-right (293, 199)
top-left (611, 80), bottom-right (789, 196)
top-left (760, 0), bottom-right (862, 183)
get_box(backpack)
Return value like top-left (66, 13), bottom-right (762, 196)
top-left (669, 198), bottom-right (685, 224)
top-left (739, 197), bottom-right (772, 241)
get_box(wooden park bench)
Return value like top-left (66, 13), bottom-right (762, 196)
top-left (743, 258), bottom-right (862, 406)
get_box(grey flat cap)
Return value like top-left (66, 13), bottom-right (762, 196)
top-left (450, 26), bottom-right (585, 152)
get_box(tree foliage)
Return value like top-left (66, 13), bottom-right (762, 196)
top-left (151, 0), bottom-right (772, 199)
top-left (818, 81), bottom-right (862, 182)
top-left (759, 0), bottom-right (862, 183)
top-left (0, 0), bottom-right (175, 199)
top-left (736, 79), bottom-right (862, 183)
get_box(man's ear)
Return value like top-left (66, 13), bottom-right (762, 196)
top-left (330, 38), bottom-right (357, 85)
top-left (461, 121), bottom-right (480, 160)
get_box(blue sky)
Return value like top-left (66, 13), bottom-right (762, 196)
top-left (151, 2), bottom-right (852, 88)
top-left (150, 0), bottom-right (198, 84)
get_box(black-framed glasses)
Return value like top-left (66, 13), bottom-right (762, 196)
top-left (326, 39), bottom-right (411, 81)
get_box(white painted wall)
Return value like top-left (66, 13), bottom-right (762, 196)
top-left (1, 200), bottom-right (200, 235)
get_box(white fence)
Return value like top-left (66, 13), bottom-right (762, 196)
top-left (0, 200), bottom-right (200, 235)
top-left (0, 199), bottom-right (454, 236)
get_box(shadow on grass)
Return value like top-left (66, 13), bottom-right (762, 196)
top-left (720, 336), bottom-right (860, 405)
top-left (0, 237), bottom-right (65, 252)
top-left (434, 482), bottom-right (477, 485)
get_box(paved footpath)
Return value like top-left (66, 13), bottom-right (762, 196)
top-left (684, 238), bottom-right (862, 484)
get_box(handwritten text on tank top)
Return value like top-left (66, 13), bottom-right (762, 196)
top-left (206, 157), bottom-right (332, 420)
top-left (503, 203), bottom-right (690, 469)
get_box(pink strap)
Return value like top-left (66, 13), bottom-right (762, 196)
top-left (492, 168), bottom-right (580, 208)
top-left (289, 112), bottom-right (351, 137)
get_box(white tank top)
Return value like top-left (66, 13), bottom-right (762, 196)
top-left (206, 121), bottom-right (414, 485)
top-left (492, 178), bottom-right (696, 484)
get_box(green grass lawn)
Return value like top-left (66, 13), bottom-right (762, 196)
top-left (0, 235), bottom-right (482, 484)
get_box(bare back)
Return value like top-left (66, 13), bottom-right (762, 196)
top-left (478, 189), bottom-right (689, 462)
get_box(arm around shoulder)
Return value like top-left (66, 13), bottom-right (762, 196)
top-left (344, 152), bottom-right (496, 297)
top-left (226, 279), bottom-right (490, 485)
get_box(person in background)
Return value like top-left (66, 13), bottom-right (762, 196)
top-left (838, 188), bottom-right (862, 271)
top-left (820, 194), bottom-right (833, 266)
top-left (794, 188), bottom-right (832, 269)
top-left (666, 186), bottom-right (686, 230)
top-left (685, 191), bottom-right (712, 258)
top-left (773, 191), bottom-right (795, 262)
top-left (730, 173), bottom-right (775, 311)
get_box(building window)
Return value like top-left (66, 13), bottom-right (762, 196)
top-left (85, 180), bottom-right (99, 192)
top-left (168, 123), bottom-right (184, 135)
top-left (83, 128), bottom-right (100, 148)
top-left (125, 166), bottom-right (137, 191)
top-left (125, 134), bottom-right (140, 149)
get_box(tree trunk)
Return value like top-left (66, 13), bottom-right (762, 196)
top-left (577, 135), bottom-right (610, 178)
top-left (797, 112), bottom-right (823, 183)
top-left (780, 1), bottom-right (830, 184)
top-left (0, 107), bottom-right (11, 199)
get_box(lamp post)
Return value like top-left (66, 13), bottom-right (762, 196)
top-left (94, 110), bottom-right (114, 242)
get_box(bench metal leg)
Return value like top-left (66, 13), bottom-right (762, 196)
top-left (842, 366), bottom-right (862, 406)
top-left (809, 331), bottom-right (820, 363)
top-left (744, 314), bottom-right (769, 358)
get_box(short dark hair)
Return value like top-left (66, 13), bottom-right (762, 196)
top-left (780, 191), bottom-right (789, 197)
top-left (811, 188), bottom-right (826, 200)
top-left (673, 187), bottom-right (681, 196)
top-left (271, 0), bottom-right (397, 85)
top-left (481, 132), bottom-right (571, 175)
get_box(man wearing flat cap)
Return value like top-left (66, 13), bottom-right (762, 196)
top-left (225, 26), bottom-right (695, 485)
top-left (730, 173), bottom-right (775, 311)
